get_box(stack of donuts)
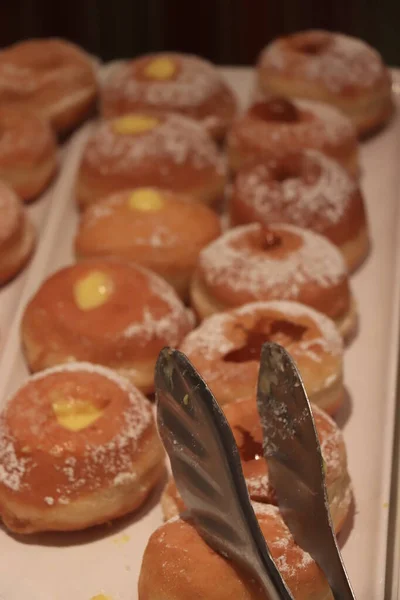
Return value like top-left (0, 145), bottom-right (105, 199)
top-left (0, 29), bottom-right (393, 599)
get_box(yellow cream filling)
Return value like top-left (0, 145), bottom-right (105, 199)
top-left (52, 398), bottom-right (103, 431)
top-left (144, 57), bottom-right (176, 80)
top-left (128, 188), bottom-right (164, 211)
top-left (112, 114), bottom-right (159, 135)
top-left (73, 271), bottom-right (114, 311)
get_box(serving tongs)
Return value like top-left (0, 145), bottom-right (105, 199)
top-left (155, 344), bottom-right (355, 599)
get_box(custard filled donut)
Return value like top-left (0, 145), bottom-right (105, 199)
top-left (139, 503), bottom-right (332, 599)
top-left (75, 187), bottom-right (221, 299)
top-left (191, 223), bottom-right (356, 342)
top-left (230, 150), bottom-right (369, 272)
top-left (0, 181), bottom-right (36, 284)
top-left (0, 106), bottom-right (57, 201)
top-left (162, 398), bottom-right (352, 534)
top-left (0, 362), bottom-right (164, 533)
top-left (76, 111), bottom-right (227, 210)
top-left (180, 301), bottom-right (343, 412)
top-left (0, 38), bottom-right (98, 133)
top-left (227, 96), bottom-right (358, 177)
top-left (257, 30), bottom-right (393, 136)
top-left (21, 261), bottom-right (194, 394)
top-left (101, 53), bottom-right (237, 141)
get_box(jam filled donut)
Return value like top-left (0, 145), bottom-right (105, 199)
top-left (230, 150), bottom-right (369, 272)
top-left (0, 106), bottom-right (57, 202)
top-left (75, 187), bottom-right (222, 299)
top-left (257, 30), bottom-right (393, 136)
top-left (227, 96), bottom-right (358, 177)
top-left (21, 261), bottom-right (194, 394)
top-left (0, 181), bottom-right (36, 284)
top-left (162, 398), bottom-right (352, 534)
top-left (191, 223), bottom-right (356, 342)
top-left (0, 38), bottom-right (98, 133)
top-left (0, 362), bottom-right (164, 533)
top-left (180, 300), bottom-right (343, 412)
top-left (76, 111), bottom-right (227, 210)
top-left (139, 503), bottom-right (331, 599)
top-left (101, 53), bottom-right (237, 142)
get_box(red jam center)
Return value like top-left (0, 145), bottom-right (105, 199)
top-left (250, 98), bottom-right (299, 123)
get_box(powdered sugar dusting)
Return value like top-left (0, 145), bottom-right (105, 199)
top-left (102, 53), bottom-right (226, 109)
top-left (260, 31), bottom-right (385, 93)
top-left (83, 112), bottom-right (227, 177)
top-left (235, 149), bottom-right (356, 229)
top-left (199, 223), bottom-right (347, 299)
top-left (0, 362), bottom-right (153, 499)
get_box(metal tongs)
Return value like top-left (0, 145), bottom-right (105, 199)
top-left (155, 343), bottom-right (356, 600)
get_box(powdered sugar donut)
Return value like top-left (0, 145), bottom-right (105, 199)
top-left (0, 181), bottom-right (36, 284)
top-left (0, 38), bottom-right (98, 133)
top-left (191, 223), bottom-right (357, 342)
top-left (227, 96), bottom-right (358, 177)
top-left (162, 398), bottom-right (352, 534)
top-left (180, 300), bottom-right (343, 412)
top-left (257, 30), bottom-right (393, 136)
top-left (230, 150), bottom-right (369, 271)
top-left (76, 111), bottom-right (227, 210)
top-left (139, 502), bottom-right (331, 599)
top-left (0, 362), bottom-right (164, 533)
top-left (101, 53), bottom-right (237, 141)
top-left (74, 187), bottom-right (222, 299)
top-left (21, 260), bottom-right (194, 394)
top-left (0, 106), bottom-right (57, 201)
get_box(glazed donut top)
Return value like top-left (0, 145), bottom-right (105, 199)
top-left (181, 300), bottom-right (342, 369)
top-left (0, 362), bottom-right (153, 504)
top-left (0, 38), bottom-right (96, 104)
top-left (259, 30), bottom-right (389, 95)
top-left (232, 150), bottom-right (357, 231)
top-left (0, 106), bottom-right (56, 166)
top-left (146, 502), bottom-right (328, 598)
top-left (197, 223), bottom-right (348, 308)
top-left (0, 181), bottom-right (23, 249)
top-left (23, 261), bottom-right (194, 360)
top-left (82, 111), bottom-right (227, 177)
top-left (229, 97), bottom-right (356, 158)
top-left (101, 53), bottom-right (236, 124)
top-left (223, 397), bottom-right (347, 503)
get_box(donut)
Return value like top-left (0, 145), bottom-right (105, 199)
top-left (162, 398), bottom-right (352, 534)
top-left (0, 106), bottom-right (57, 201)
top-left (139, 503), bottom-right (331, 599)
top-left (76, 111), bottom-right (227, 210)
top-left (0, 362), bottom-right (164, 533)
top-left (21, 261), bottom-right (194, 394)
top-left (0, 181), bottom-right (36, 284)
top-left (0, 38), bottom-right (98, 133)
top-left (100, 53), bottom-right (237, 142)
top-left (230, 150), bottom-right (369, 272)
top-left (257, 30), bottom-right (393, 136)
top-left (180, 300), bottom-right (343, 413)
top-left (227, 96), bottom-right (358, 177)
top-left (191, 223), bottom-right (357, 342)
top-left (74, 187), bottom-right (222, 299)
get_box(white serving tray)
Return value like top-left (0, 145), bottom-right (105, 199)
top-left (0, 67), bottom-right (399, 600)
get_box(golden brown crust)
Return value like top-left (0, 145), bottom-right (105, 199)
top-left (139, 504), bottom-right (332, 600)
top-left (76, 111), bottom-right (227, 210)
top-left (192, 223), bottom-right (352, 325)
top-left (21, 260), bottom-right (194, 394)
top-left (0, 363), bottom-right (165, 533)
top-left (0, 38), bottom-right (98, 133)
top-left (179, 300), bottom-right (343, 412)
top-left (162, 399), bottom-right (352, 535)
top-left (230, 150), bottom-right (369, 272)
top-left (257, 30), bottom-right (393, 136)
top-left (0, 181), bottom-right (36, 283)
top-left (101, 53), bottom-right (237, 141)
top-left (75, 188), bottom-right (222, 299)
top-left (227, 97), bottom-right (358, 177)
top-left (0, 106), bottom-right (57, 201)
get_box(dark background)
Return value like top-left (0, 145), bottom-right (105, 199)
top-left (1, 0), bottom-right (400, 66)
